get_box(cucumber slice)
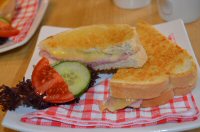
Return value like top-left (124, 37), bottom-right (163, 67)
top-left (53, 61), bottom-right (91, 97)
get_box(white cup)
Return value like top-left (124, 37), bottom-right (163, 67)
top-left (157, 0), bottom-right (200, 23)
top-left (113, 0), bottom-right (151, 9)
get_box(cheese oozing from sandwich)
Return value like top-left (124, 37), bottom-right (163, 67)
top-left (100, 97), bottom-right (141, 112)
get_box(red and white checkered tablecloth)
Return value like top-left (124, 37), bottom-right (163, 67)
top-left (21, 79), bottom-right (199, 128)
top-left (10, 0), bottom-right (39, 43)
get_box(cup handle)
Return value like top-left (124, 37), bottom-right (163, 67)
top-left (158, 0), bottom-right (173, 15)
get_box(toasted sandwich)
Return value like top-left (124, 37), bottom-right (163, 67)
top-left (39, 24), bottom-right (147, 70)
top-left (100, 22), bottom-right (197, 112)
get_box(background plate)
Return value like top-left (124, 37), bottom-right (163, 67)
top-left (2, 19), bottom-right (200, 132)
top-left (0, 0), bottom-right (49, 53)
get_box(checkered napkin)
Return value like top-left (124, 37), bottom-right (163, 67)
top-left (10, 0), bottom-right (39, 43)
top-left (21, 79), bottom-right (199, 128)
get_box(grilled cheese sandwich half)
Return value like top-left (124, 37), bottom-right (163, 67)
top-left (101, 22), bottom-right (197, 112)
top-left (39, 24), bottom-right (147, 70)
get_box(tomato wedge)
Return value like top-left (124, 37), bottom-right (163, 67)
top-left (32, 57), bottom-right (75, 103)
top-left (44, 81), bottom-right (75, 103)
top-left (0, 20), bottom-right (19, 37)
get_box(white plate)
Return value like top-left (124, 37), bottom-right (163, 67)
top-left (0, 0), bottom-right (49, 53)
top-left (2, 19), bottom-right (200, 132)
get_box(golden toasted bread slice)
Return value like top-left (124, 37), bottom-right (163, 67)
top-left (110, 22), bottom-right (197, 99)
top-left (39, 24), bottom-right (147, 70)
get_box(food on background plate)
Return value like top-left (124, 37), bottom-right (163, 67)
top-left (0, 0), bottom-right (19, 45)
top-left (101, 22), bottom-right (197, 112)
top-left (39, 24), bottom-right (147, 70)
top-left (0, 57), bottom-right (98, 111)
top-left (0, 18), bottom-right (19, 45)
top-left (0, 18), bottom-right (19, 38)
top-left (0, 0), bottom-right (16, 22)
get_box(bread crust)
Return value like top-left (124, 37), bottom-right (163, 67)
top-left (173, 79), bottom-right (197, 96)
top-left (170, 61), bottom-right (197, 88)
top-left (133, 77), bottom-right (196, 108)
top-left (141, 88), bottom-right (174, 107)
top-left (110, 78), bottom-right (169, 99)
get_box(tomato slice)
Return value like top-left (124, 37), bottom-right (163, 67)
top-left (0, 21), bottom-right (19, 37)
top-left (44, 81), bottom-right (75, 103)
top-left (32, 57), bottom-right (75, 103)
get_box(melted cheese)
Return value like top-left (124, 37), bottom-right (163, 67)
top-left (100, 97), bottom-right (138, 112)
